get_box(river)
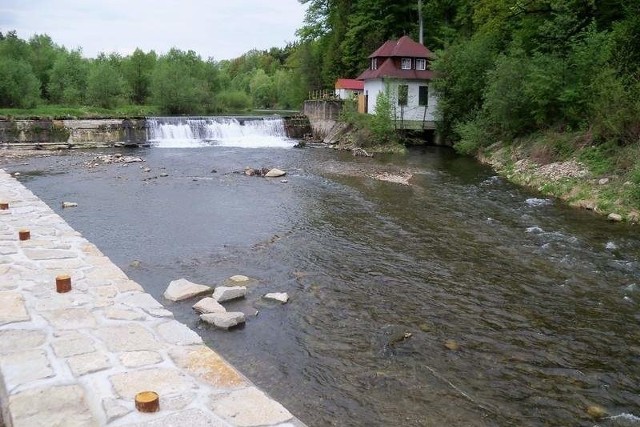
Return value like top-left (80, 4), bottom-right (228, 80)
top-left (4, 139), bottom-right (640, 426)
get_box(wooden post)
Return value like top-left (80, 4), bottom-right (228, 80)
top-left (0, 201), bottom-right (8, 210)
top-left (18, 229), bottom-right (30, 241)
top-left (135, 391), bottom-right (160, 413)
top-left (56, 275), bottom-right (72, 293)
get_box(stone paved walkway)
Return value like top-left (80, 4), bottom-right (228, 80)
top-left (0, 169), bottom-right (305, 427)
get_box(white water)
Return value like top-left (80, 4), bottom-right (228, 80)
top-left (146, 116), bottom-right (294, 148)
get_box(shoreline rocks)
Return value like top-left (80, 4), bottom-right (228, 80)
top-left (164, 278), bottom-right (212, 302)
top-left (212, 286), bottom-right (247, 303)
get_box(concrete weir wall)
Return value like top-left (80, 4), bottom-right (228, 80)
top-left (302, 100), bottom-right (343, 141)
top-left (0, 119), bottom-right (147, 148)
top-left (0, 170), bottom-right (304, 427)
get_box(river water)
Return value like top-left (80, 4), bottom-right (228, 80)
top-left (4, 139), bottom-right (640, 426)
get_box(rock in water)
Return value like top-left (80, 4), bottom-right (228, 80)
top-left (264, 292), bottom-right (289, 304)
top-left (229, 275), bottom-right (250, 283)
top-left (164, 278), bottom-right (212, 302)
top-left (193, 297), bottom-right (226, 314)
top-left (444, 339), bottom-right (460, 351)
top-left (586, 405), bottom-right (607, 420)
top-left (608, 213), bottom-right (623, 222)
top-left (265, 168), bottom-right (286, 178)
top-left (212, 286), bottom-right (247, 302)
top-left (62, 202), bottom-right (78, 208)
top-left (200, 312), bottom-right (245, 329)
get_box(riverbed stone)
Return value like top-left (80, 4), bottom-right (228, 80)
top-left (110, 368), bottom-right (195, 399)
top-left (209, 387), bottom-right (293, 426)
top-left (0, 329), bottom-right (46, 354)
top-left (229, 274), bottom-right (250, 283)
top-left (164, 278), bottom-right (212, 301)
top-left (211, 286), bottom-right (247, 302)
top-left (200, 312), bottom-right (246, 329)
top-left (0, 291), bottom-right (30, 325)
top-left (94, 324), bottom-right (162, 352)
top-left (264, 292), bottom-right (289, 303)
top-left (608, 213), bottom-right (623, 222)
top-left (193, 297), bottom-right (226, 314)
top-left (9, 384), bottom-right (97, 427)
top-left (265, 168), bottom-right (287, 178)
top-left (157, 320), bottom-right (203, 345)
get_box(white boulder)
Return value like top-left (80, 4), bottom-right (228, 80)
top-left (200, 312), bottom-right (245, 329)
top-left (264, 293), bottom-right (289, 304)
top-left (265, 168), bottom-right (286, 178)
top-left (212, 286), bottom-right (247, 303)
top-left (192, 297), bottom-right (226, 314)
top-left (164, 278), bottom-right (212, 302)
top-left (229, 275), bottom-right (250, 283)
top-left (608, 213), bottom-right (623, 222)
top-left (62, 202), bottom-right (78, 208)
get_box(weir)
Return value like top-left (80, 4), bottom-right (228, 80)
top-left (146, 116), bottom-right (293, 148)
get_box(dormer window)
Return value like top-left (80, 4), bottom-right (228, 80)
top-left (401, 58), bottom-right (412, 70)
top-left (371, 58), bottom-right (378, 70)
top-left (416, 58), bottom-right (426, 70)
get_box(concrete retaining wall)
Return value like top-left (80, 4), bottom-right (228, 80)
top-left (0, 169), bottom-right (305, 427)
top-left (0, 119), bottom-right (147, 149)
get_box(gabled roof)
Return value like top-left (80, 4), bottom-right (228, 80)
top-left (369, 35), bottom-right (434, 59)
top-left (357, 58), bottom-right (434, 81)
top-left (335, 79), bottom-right (364, 90)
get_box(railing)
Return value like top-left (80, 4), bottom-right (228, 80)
top-left (307, 90), bottom-right (340, 101)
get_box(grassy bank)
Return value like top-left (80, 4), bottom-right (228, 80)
top-left (477, 130), bottom-right (640, 222)
top-left (0, 105), bottom-right (163, 119)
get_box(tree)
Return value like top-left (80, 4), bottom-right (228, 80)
top-left (0, 58), bottom-right (41, 108)
top-left (122, 48), bottom-right (157, 104)
top-left (48, 49), bottom-right (89, 105)
top-left (86, 60), bottom-right (126, 108)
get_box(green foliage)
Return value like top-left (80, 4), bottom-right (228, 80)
top-left (577, 142), bottom-right (617, 175)
top-left (86, 61), bottom-right (127, 109)
top-left (370, 88), bottom-right (396, 142)
top-left (48, 50), bottom-right (88, 105)
top-left (122, 48), bottom-right (156, 104)
top-left (214, 90), bottom-right (252, 112)
top-left (0, 58), bottom-right (41, 108)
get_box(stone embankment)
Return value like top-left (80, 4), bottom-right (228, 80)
top-left (0, 169), bottom-right (304, 427)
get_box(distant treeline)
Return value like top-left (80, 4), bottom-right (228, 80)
top-left (0, 30), bottom-right (311, 114)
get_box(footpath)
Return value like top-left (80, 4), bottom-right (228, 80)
top-left (0, 169), bottom-right (305, 427)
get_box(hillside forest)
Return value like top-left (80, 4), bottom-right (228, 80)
top-left (1, 0), bottom-right (639, 154)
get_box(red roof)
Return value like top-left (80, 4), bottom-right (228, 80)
top-left (335, 79), bottom-right (364, 90)
top-left (357, 58), bottom-right (435, 81)
top-left (369, 36), bottom-right (434, 59)
top-left (357, 36), bottom-right (435, 81)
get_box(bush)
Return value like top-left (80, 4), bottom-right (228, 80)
top-left (214, 90), bottom-right (252, 112)
top-left (0, 58), bottom-right (40, 108)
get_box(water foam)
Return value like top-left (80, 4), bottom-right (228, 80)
top-left (146, 116), bottom-right (295, 149)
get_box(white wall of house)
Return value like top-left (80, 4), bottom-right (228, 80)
top-left (364, 78), bottom-right (438, 122)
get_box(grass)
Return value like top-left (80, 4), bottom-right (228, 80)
top-left (0, 104), bottom-right (161, 119)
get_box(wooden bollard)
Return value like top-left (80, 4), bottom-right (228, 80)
top-left (55, 275), bottom-right (72, 293)
top-left (18, 229), bottom-right (30, 241)
top-left (0, 201), bottom-right (8, 210)
top-left (135, 391), bottom-right (160, 413)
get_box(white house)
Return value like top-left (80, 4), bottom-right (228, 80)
top-left (357, 36), bottom-right (438, 129)
top-left (334, 78), bottom-right (364, 100)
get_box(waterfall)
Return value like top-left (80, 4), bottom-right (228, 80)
top-left (146, 116), bottom-right (293, 148)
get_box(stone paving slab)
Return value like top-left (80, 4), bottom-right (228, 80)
top-left (0, 169), bottom-right (306, 427)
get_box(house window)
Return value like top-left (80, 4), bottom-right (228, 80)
top-left (398, 85), bottom-right (408, 106)
top-left (401, 58), bottom-right (411, 70)
top-left (419, 85), bottom-right (429, 106)
top-left (371, 58), bottom-right (377, 70)
top-left (416, 58), bottom-right (426, 71)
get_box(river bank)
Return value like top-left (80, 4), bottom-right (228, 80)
top-left (476, 135), bottom-right (640, 223)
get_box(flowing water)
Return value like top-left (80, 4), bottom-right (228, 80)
top-left (5, 120), bottom-right (640, 426)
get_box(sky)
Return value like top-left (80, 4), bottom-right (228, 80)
top-left (0, 0), bottom-right (308, 60)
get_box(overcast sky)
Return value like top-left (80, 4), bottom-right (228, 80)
top-left (1, 0), bottom-right (308, 60)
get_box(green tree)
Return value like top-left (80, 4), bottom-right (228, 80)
top-left (0, 58), bottom-right (41, 108)
top-left (48, 49), bottom-right (89, 105)
top-left (122, 48), bottom-right (157, 104)
top-left (86, 60), bottom-right (126, 108)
